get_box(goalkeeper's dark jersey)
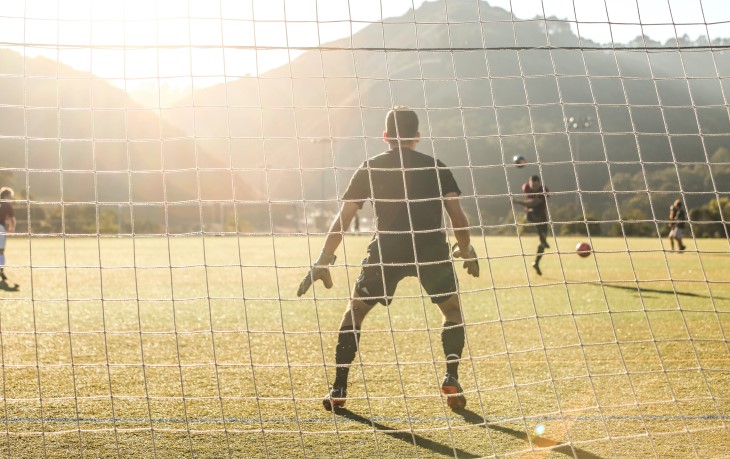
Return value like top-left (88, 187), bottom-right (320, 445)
top-left (342, 147), bottom-right (460, 261)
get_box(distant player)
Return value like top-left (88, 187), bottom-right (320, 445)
top-left (0, 187), bottom-right (16, 283)
top-left (668, 198), bottom-right (687, 252)
top-left (297, 107), bottom-right (479, 411)
top-left (513, 175), bottom-right (550, 276)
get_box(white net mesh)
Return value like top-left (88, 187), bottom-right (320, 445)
top-left (0, 0), bottom-right (729, 457)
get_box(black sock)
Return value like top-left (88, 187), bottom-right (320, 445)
top-left (442, 321), bottom-right (465, 379)
top-left (333, 325), bottom-right (360, 388)
top-left (535, 243), bottom-right (545, 265)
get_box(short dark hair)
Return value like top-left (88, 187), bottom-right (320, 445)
top-left (385, 107), bottom-right (419, 139)
top-left (0, 187), bottom-right (13, 199)
top-left (530, 175), bottom-right (541, 182)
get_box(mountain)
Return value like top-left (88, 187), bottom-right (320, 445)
top-left (164, 0), bottom-right (730, 230)
top-left (2, 0), bottom-right (728, 234)
top-left (0, 49), bottom-right (259, 233)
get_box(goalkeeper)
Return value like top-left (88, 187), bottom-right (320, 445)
top-left (297, 107), bottom-right (479, 411)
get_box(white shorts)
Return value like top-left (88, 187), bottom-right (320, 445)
top-left (0, 224), bottom-right (5, 249)
top-left (669, 226), bottom-right (684, 239)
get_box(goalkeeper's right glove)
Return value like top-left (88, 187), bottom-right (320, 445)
top-left (296, 253), bottom-right (337, 297)
top-left (452, 243), bottom-right (480, 277)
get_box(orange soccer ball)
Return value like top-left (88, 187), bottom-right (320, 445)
top-left (576, 242), bottom-right (592, 258)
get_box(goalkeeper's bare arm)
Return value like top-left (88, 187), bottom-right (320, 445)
top-left (445, 194), bottom-right (479, 278)
top-left (296, 202), bottom-right (359, 297)
top-left (318, 202), bottom-right (360, 266)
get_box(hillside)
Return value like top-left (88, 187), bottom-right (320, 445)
top-left (1, 0), bottom-right (728, 234)
top-left (164, 0), bottom-right (730, 230)
top-left (0, 49), bottom-right (259, 233)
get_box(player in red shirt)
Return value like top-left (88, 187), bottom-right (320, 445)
top-left (0, 187), bottom-right (16, 283)
top-left (513, 175), bottom-right (550, 276)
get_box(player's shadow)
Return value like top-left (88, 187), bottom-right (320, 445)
top-left (0, 281), bottom-right (19, 292)
top-left (333, 407), bottom-right (481, 458)
top-left (598, 283), bottom-right (726, 300)
top-left (454, 408), bottom-right (606, 459)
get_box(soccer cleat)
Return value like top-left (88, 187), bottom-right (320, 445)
top-left (323, 386), bottom-right (347, 411)
top-left (679, 245), bottom-right (686, 252)
top-left (532, 262), bottom-right (542, 276)
top-left (441, 374), bottom-right (466, 410)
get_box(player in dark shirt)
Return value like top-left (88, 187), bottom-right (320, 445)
top-left (0, 187), bottom-right (16, 283)
top-left (668, 199), bottom-right (687, 251)
top-left (513, 175), bottom-right (550, 276)
top-left (297, 107), bottom-right (479, 411)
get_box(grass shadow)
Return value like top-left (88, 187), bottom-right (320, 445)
top-left (333, 407), bottom-right (481, 458)
top-left (598, 282), bottom-right (726, 300)
top-left (0, 281), bottom-right (19, 292)
top-left (454, 408), bottom-right (606, 459)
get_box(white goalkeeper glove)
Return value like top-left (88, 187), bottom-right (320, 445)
top-left (296, 253), bottom-right (337, 297)
top-left (452, 243), bottom-right (480, 278)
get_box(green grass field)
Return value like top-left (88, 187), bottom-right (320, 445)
top-left (0, 234), bottom-right (728, 458)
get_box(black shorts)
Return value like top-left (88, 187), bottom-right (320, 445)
top-left (354, 240), bottom-right (458, 306)
top-left (535, 223), bottom-right (548, 237)
top-left (526, 212), bottom-right (548, 235)
top-left (526, 210), bottom-right (546, 224)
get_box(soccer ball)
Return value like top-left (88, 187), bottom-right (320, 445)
top-left (513, 155), bottom-right (527, 168)
top-left (576, 242), bottom-right (592, 257)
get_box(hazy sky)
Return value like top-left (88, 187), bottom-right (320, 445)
top-left (1, 0), bottom-right (728, 96)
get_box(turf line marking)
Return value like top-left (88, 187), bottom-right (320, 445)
top-left (1, 414), bottom-right (728, 425)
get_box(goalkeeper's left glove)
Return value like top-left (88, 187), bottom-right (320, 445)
top-left (452, 243), bottom-right (480, 277)
top-left (296, 253), bottom-right (337, 297)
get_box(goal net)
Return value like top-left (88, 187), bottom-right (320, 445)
top-left (0, 0), bottom-right (729, 457)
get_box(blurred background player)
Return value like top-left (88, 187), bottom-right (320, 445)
top-left (0, 187), bottom-right (16, 283)
top-left (668, 198), bottom-right (687, 252)
top-left (513, 175), bottom-right (550, 276)
top-left (296, 107), bottom-right (480, 411)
